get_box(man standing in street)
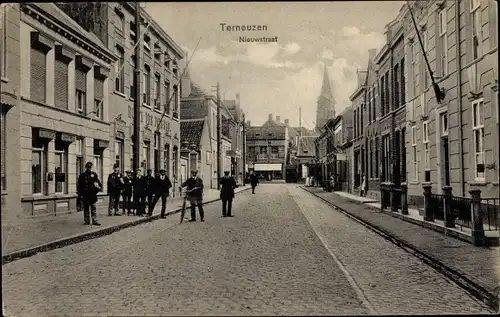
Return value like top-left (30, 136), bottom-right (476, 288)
top-left (122, 170), bottom-right (134, 215)
top-left (249, 171), bottom-right (258, 194)
top-left (220, 171), bottom-right (236, 217)
top-left (145, 169), bottom-right (155, 215)
top-left (133, 168), bottom-right (147, 216)
top-left (107, 163), bottom-right (123, 216)
top-left (150, 169), bottom-right (172, 218)
top-left (77, 161), bottom-right (102, 226)
top-left (181, 170), bottom-right (204, 222)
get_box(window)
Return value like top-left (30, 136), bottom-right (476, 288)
top-left (375, 137), bottom-right (379, 178)
top-left (54, 140), bottom-right (68, 194)
top-left (129, 22), bottom-right (137, 44)
top-left (394, 63), bottom-right (400, 108)
top-left (422, 29), bottom-right (430, 87)
top-left (143, 35), bottom-right (151, 52)
top-left (115, 46), bottom-right (125, 93)
top-left (75, 137), bottom-right (84, 181)
top-left (380, 75), bottom-right (385, 116)
top-left (172, 146), bottom-right (178, 178)
top-left (143, 141), bottom-right (151, 170)
top-left (0, 111), bottom-right (6, 190)
top-left (369, 139), bottom-right (374, 178)
top-left (384, 74), bottom-right (390, 114)
top-left (372, 86), bottom-right (377, 120)
top-left (154, 74), bottom-right (161, 110)
top-left (130, 55), bottom-right (136, 99)
top-left (143, 65), bottom-right (151, 106)
top-left (440, 112), bottom-right (448, 136)
top-left (30, 43), bottom-right (48, 103)
top-left (472, 98), bottom-right (485, 180)
top-left (423, 121), bottom-right (430, 182)
top-left (32, 134), bottom-right (48, 195)
top-left (54, 50), bottom-right (69, 110)
top-left (438, 9), bottom-right (448, 77)
top-left (400, 58), bottom-right (405, 105)
top-left (173, 85), bottom-right (179, 117)
top-left (164, 143), bottom-right (170, 173)
top-left (115, 9), bottom-right (125, 33)
top-left (115, 139), bottom-right (124, 174)
top-left (94, 76), bottom-right (104, 120)
top-left (92, 143), bottom-right (104, 182)
top-left (154, 133), bottom-right (160, 173)
top-left (1, 5), bottom-right (7, 77)
top-left (411, 126), bottom-right (418, 181)
top-left (354, 109), bottom-right (357, 137)
top-left (382, 135), bottom-right (390, 181)
top-left (164, 81), bottom-right (170, 114)
top-left (412, 41), bottom-right (419, 96)
top-left (368, 90), bottom-right (372, 123)
top-left (75, 60), bottom-right (87, 114)
top-left (471, 0), bottom-right (482, 60)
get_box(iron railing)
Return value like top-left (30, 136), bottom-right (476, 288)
top-left (450, 196), bottom-right (473, 230)
top-left (481, 198), bottom-right (499, 231)
top-left (392, 187), bottom-right (402, 211)
top-left (380, 184), bottom-right (391, 210)
top-left (429, 193), bottom-right (444, 221)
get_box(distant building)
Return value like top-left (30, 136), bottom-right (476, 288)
top-left (316, 64), bottom-right (336, 130)
top-left (179, 118), bottom-right (211, 184)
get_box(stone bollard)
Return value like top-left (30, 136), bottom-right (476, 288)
top-left (469, 189), bottom-right (485, 247)
top-left (389, 183), bottom-right (398, 212)
top-left (442, 186), bottom-right (455, 228)
top-left (423, 185), bottom-right (434, 222)
top-left (401, 183), bottom-right (409, 215)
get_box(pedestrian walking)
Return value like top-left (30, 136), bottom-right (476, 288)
top-left (145, 169), bottom-right (156, 216)
top-left (360, 175), bottom-right (366, 197)
top-left (133, 168), bottom-right (147, 216)
top-left (149, 169), bottom-right (172, 218)
top-left (107, 163), bottom-right (123, 216)
top-left (249, 171), bottom-right (258, 194)
top-left (76, 161), bottom-right (102, 226)
top-left (181, 170), bottom-right (204, 222)
top-left (220, 171), bottom-right (236, 217)
top-left (122, 170), bottom-right (134, 215)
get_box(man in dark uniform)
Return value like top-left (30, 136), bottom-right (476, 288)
top-left (145, 169), bottom-right (155, 216)
top-left (249, 171), bottom-right (259, 194)
top-left (107, 163), bottom-right (123, 216)
top-left (181, 170), bottom-right (204, 222)
top-left (77, 161), bottom-right (102, 226)
top-left (149, 169), bottom-right (172, 218)
top-left (220, 171), bottom-right (237, 217)
top-left (122, 170), bottom-right (134, 215)
top-left (133, 168), bottom-right (147, 216)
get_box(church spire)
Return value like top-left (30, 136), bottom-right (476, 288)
top-left (320, 63), bottom-right (333, 101)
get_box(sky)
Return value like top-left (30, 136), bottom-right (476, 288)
top-left (145, 1), bottom-right (405, 129)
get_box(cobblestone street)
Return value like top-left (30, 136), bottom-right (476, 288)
top-left (2, 184), bottom-right (495, 316)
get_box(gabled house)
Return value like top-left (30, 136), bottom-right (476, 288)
top-left (179, 117), bottom-right (211, 186)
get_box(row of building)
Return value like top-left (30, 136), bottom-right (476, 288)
top-left (0, 3), bottom-right (246, 220)
top-left (315, 0), bottom-right (499, 208)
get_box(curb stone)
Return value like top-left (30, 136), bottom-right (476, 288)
top-left (301, 186), bottom-right (499, 313)
top-left (2, 187), bottom-right (251, 265)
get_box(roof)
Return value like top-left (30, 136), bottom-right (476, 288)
top-left (262, 118), bottom-right (286, 127)
top-left (222, 118), bottom-right (232, 139)
top-left (180, 119), bottom-right (205, 148)
top-left (180, 99), bottom-right (207, 120)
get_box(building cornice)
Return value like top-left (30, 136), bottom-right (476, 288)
top-left (21, 3), bottom-right (118, 64)
top-left (349, 85), bottom-right (366, 102)
top-left (374, 44), bottom-right (389, 64)
top-left (123, 2), bottom-right (185, 59)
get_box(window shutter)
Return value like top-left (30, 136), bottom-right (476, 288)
top-left (54, 58), bottom-right (69, 109)
top-left (0, 111), bottom-right (5, 188)
top-left (94, 77), bottom-right (104, 100)
top-left (76, 68), bottom-right (87, 92)
top-left (30, 47), bottom-right (46, 103)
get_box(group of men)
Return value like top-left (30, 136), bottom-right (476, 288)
top-left (77, 162), bottom-right (260, 225)
top-left (77, 162), bottom-right (172, 225)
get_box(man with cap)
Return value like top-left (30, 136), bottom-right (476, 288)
top-left (181, 170), bottom-right (205, 222)
top-left (77, 161), bottom-right (102, 225)
top-left (122, 170), bottom-right (134, 215)
top-left (219, 171), bottom-right (237, 217)
top-left (144, 169), bottom-right (155, 215)
top-left (133, 168), bottom-right (147, 216)
top-left (149, 169), bottom-right (172, 218)
top-left (107, 163), bottom-right (123, 216)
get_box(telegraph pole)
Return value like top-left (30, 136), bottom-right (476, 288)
top-left (298, 107), bottom-right (302, 179)
top-left (133, 2), bottom-right (142, 173)
top-left (242, 112), bottom-right (247, 184)
top-left (216, 82), bottom-right (222, 190)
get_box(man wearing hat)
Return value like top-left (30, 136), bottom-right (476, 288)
top-left (107, 163), bottom-right (123, 216)
top-left (149, 169), bottom-right (172, 218)
top-left (122, 170), bottom-right (134, 215)
top-left (219, 171), bottom-right (237, 217)
top-left (77, 161), bottom-right (102, 225)
top-left (181, 170), bottom-right (205, 222)
top-left (133, 168), bottom-right (147, 216)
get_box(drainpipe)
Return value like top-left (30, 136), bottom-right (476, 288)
top-left (456, 1), bottom-right (465, 197)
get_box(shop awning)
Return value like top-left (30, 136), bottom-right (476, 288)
top-left (254, 163), bottom-right (282, 171)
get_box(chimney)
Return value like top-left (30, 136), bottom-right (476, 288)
top-left (181, 71), bottom-right (191, 98)
top-left (368, 49), bottom-right (377, 60)
top-left (268, 113), bottom-right (273, 121)
top-left (284, 119), bottom-right (289, 126)
top-left (276, 116), bottom-right (280, 123)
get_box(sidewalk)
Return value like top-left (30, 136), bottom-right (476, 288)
top-left (2, 186), bottom-right (250, 262)
top-left (302, 186), bottom-right (500, 311)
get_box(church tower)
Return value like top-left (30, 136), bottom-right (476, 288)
top-left (316, 64), bottom-right (336, 130)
